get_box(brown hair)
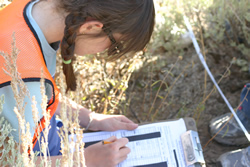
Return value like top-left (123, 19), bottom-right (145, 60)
top-left (60, 0), bottom-right (155, 91)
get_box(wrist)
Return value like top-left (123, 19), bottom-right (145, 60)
top-left (85, 112), bottom-right (94, 131)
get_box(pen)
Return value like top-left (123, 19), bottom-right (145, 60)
top-left (102, 140), bottom-right (113, 145)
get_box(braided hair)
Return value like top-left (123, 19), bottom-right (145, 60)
top-left (61, 13), bottom-right (87, 92)
top-left (59, 0), bottom-right (155, 91)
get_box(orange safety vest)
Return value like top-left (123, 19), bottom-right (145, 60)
top-left (0, 0), bottom-right (60, 149)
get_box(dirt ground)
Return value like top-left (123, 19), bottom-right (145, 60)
top-left (126, 47), bottom-right (250, 167)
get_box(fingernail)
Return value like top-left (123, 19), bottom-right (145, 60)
top-left (133, 123), bottom-right (138, 127)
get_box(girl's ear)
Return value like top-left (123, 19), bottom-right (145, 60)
top-left (79, 20), bottom-right (103, 35)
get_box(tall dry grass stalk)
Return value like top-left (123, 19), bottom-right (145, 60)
top-left (0, 34), bottom-right (87, 166)
top-left (58, 69), bottom-right (86, 167)
top-left (0, 33), bottom-right (58, 166)
top-left (0, 0), bottom-right (11, 8)
top-left (0, 32), bottom-right (87, 166)
top-left (39, 74), bottom-right (52, 166)
top-left (0, 33), bottom-right (36, 166)
top-left (71, 77), bottom-right (86, 167)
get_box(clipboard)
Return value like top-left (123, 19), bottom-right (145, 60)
top-left (74, 117), bottom-right (206, 167)
top-left (139, 117), bottom-right (206, 167)
top-left (181, 118), bottom-right (205, 167)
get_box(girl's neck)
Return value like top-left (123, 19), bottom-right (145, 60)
top-left (32, 0), bottom-right (66, 44)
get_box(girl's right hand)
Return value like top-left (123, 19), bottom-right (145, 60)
top-left (84, 136), bottom-right (130, 167)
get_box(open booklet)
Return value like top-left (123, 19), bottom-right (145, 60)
top-left (70, 118), bottom-right (205, 167)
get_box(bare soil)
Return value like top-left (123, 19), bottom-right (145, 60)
top-left (126, 47), bottom-right (250, 167)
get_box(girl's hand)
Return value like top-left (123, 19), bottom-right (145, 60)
top-left (88, 113), bottom-right (138, 131)
top-left (84, 136), bottom-right (130, 167)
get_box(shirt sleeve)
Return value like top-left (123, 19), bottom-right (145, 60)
top-left (0, 82), bottom-right (45, 142)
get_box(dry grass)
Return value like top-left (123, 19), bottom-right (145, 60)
top-left (0, 33), bottom-right (86, 167)
top-left (1, 0), bottom-right (249, 166)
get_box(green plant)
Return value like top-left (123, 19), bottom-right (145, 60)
top-left (204, 0), bottom-right (250, 64)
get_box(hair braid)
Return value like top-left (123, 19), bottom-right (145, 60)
top-left (58, 0), bottom-right (155, 91)
top-left (61, 13), bottom-right (86, 92)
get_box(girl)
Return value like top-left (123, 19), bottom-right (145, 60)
top-left (0, 0), bottom-right (155, 166)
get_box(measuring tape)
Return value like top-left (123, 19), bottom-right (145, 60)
top-left (183, 16), bottom-right (250, 142)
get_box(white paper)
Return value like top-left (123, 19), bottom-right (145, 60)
top-left (73, 118), bottom-right (188, 167)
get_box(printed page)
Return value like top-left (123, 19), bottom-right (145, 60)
top-left (72, 118), bottom-right (187, 167)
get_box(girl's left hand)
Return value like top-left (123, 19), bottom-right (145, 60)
top-left (88, 113), bottom-right (138, 131)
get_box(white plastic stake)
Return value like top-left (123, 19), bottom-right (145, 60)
top-left (183, 16), bottom-right (250, 142)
